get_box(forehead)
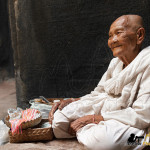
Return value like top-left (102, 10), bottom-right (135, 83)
top-left (109, 17), bottom-right (127, 33)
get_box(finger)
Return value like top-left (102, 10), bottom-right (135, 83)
top-left (75, 126), bottom-right (83, 132)
top-left (58, 102), bottom-right (63, 110)
top-left (71, 120), bottom-right (84, 133)
top-left (49, 119), bottom-right (52, 125)
top-left (70, 127), bottom-right (76, 136)
top-left (51, 102), bottom-right (60, 113)
top-left (68, 122), bottom-right (74, 135)
top-left (48, 115), bottom-right (53, 125)
top-left (68, 125), bottom-right (76, 136)
top-left (49, 102), bottom-right (60, 124)
top-left (58, 99), bottom-right (74, 110)
top-left (58, 102), bottom-right (67, 110)
top-left (58, 101), bottom-right (69, 110)
top-left (70, 121), bottom-right (78, 135)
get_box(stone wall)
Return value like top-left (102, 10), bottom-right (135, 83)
top-left (8, 0), bottom-right (150, 108)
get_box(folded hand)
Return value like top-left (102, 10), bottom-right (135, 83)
top-left (68, 115), bottom-right (104, 135)
top-left (48, 98), bottom-right (80, 124)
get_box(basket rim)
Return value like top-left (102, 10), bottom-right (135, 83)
top-left (5, 109), bottom-right (42, 129)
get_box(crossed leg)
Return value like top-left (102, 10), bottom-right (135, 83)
top-left (52, 110), bottom-right (146, 150)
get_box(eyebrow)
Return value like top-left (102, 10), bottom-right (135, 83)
top-left (109, 26), bottom-right (124, 35)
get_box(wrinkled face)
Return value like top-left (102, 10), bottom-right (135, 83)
top-left (108, 17), bottom-right (137, 57)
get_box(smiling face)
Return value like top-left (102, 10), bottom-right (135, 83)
top-left (108, 16), bottom-right (138, 58)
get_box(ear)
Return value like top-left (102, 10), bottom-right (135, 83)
top-left (136, 27), bottom-right (145, 45)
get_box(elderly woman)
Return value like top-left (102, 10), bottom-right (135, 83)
top-left (49, 15), bottom-right (150, 150)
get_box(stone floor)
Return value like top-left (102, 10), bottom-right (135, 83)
top-left (0, 79), bottom-right (85, 150)
top-left (0, 79), bottom-right (16, 120)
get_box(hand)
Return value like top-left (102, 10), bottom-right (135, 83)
top-left (68, 115), bottom-right (104, 135)
top-left (48, 98), bottom-right (80, 124)
top-left (49, 102), bottom-right (60, 124)
top-left (58, 98), bottom-right (80, 110)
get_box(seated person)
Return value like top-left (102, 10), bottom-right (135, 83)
top-left (49, 14), bottom-right (150, 150)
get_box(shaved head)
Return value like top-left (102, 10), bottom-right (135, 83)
top-left (111, 15), bottom-right (144, 32)
top-left (108, 15), bottom-right (145, 65)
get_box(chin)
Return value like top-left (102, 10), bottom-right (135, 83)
top-left (112, 48), bottom-right (123, 57)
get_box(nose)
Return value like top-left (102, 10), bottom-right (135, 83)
top-left (108, 34), bottom-right (118, 48)
top-left (112, 35), bottom-right (118, 43)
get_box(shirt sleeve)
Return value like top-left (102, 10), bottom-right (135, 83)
top-left (102, 66), bottom-right (150, 129)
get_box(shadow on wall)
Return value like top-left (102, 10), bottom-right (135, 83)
top-left (0, 0), bottom-right (14, 82)
top-left (7, 0), bottom-right (150, 108)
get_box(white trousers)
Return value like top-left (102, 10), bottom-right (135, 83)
top-left (52, 110), bottom-right (147, 150)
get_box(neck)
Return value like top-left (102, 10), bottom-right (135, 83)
top-left (119, 50), bottom-right (140, 68)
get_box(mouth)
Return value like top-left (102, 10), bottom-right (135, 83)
top-left (112, 45), bottom-right (122, 50)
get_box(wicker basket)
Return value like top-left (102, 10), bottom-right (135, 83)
top-left (8, 119), bottom-right (53, 143)
top-left (5, 110), bottom-right (42, 129)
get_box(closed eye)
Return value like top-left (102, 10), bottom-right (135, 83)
top-left (117, 31), bottom-right (122, 35)
top-left (116, 30), bottom-right (124, 35)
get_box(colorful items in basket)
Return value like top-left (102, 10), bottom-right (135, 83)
top-left (29, 98), bottom-right (53, 119)
top-left (8, 108), bottom-right (41, 135)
